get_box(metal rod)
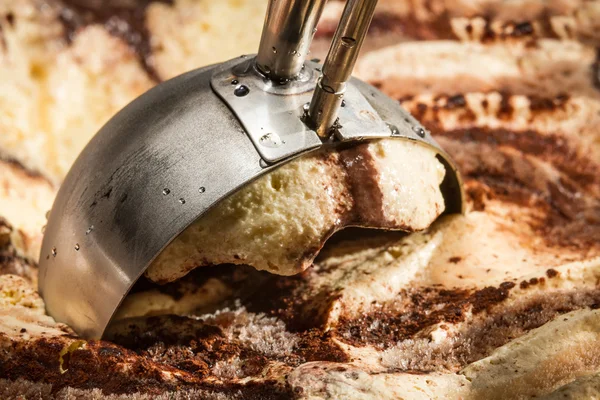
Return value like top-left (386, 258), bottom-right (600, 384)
top-left (307, 0), bottom-right (378, 137)
top-left (256, 0), bottom-right (327, 81)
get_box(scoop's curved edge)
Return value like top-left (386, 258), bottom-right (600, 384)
top-left (39, 59), bottom-right (464, 339)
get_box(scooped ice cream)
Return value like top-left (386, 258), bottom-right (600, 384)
top-left (146, 139), bottom-right (447, 282)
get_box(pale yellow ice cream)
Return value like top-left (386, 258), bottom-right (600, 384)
top-left (146, 139), bottom-right (447, 282)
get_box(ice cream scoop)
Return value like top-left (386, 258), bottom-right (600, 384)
top-left (38, 0), bottom-right (464, 338)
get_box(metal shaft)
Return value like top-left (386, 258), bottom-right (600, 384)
top-left (308, 0), bottom-right (378, 137)
top-left (256, 0), bottom-right (327, 81)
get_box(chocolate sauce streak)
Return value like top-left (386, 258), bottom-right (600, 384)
top-left (593, 48), bottom-right (600, 90)
top-left (58, 0), bottom-right (173, 82)
top-left (0, 24), bottom-right (5, 52)
top-left (316, 12), bottom-right (455, 42)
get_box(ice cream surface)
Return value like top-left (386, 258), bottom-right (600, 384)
top-left (0, 0), bottom-right (599, 399)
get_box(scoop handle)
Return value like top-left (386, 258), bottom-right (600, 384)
top-left (307, 0), bottom-right (379, 137)
top-left (256, 0), bottom-right (327, 81)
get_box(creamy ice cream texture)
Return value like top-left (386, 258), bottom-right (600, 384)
top-left (146, 139), bottom-right (447, 282)
top-left (1, 0), bottom-right (600, 398)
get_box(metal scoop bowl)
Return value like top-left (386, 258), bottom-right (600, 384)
top-left (39, 0), bottom-right (464, 339)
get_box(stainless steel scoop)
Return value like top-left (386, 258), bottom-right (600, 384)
top-left (39, 0), bottom-right (464, 339)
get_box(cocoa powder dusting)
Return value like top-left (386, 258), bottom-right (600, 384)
top-left (336, 282), bottom-right (516, 348)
